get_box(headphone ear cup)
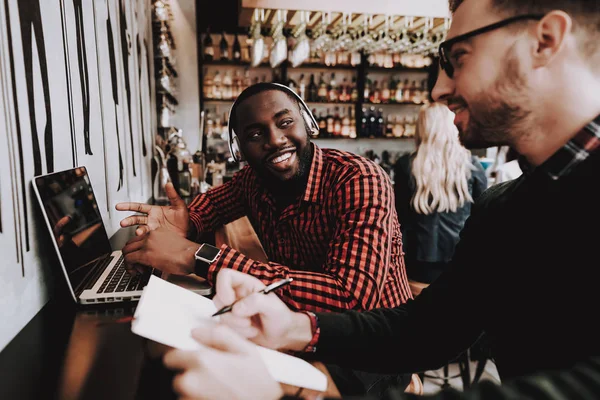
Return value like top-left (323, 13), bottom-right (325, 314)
top-left (301, 109), bottom-right (319, 137)
top-left (232, 135), bottom-right (245, 162)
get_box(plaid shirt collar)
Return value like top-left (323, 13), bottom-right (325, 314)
top-left (519, 114), bottom-right (600, 180)
top-left (302, 144), bottom-right (326, 204)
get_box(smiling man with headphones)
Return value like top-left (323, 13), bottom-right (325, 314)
top-left (116, 82), bottom-right (413, 395)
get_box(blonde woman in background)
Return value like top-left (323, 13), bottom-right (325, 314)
top-left (393, 102), bottom-right (487, 284)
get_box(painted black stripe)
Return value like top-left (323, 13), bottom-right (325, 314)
top-left (4, 0), bottom-right (24, 269)
top-left (60, 0), bottom-right (78, 167)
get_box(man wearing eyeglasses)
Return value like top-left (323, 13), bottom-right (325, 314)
top-left (160, 1), bottom-right (600, 399)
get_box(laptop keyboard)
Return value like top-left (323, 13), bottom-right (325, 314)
top-left (97, 255), bottom-right (150, 293)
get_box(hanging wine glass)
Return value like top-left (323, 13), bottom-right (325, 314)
top-left (269, 10), bottom-right (288, 68)
top-left (249, 9), bottom-right (265, 67)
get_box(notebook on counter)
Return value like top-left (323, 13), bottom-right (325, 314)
top-left (131, 275), bottom-right (327, 392)
top-left (32, 166), bottom-right (212, 305)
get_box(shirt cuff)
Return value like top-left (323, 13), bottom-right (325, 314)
top-left (302, 311), bottom-right (320, 353)
top-left (206, 245), bottom-right (255, 284)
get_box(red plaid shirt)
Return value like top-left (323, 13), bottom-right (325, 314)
top-left (188, 145), bottom-right (412, 312)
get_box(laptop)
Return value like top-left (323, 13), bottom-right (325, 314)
top-left (32, 166), bottom-right (156, 304)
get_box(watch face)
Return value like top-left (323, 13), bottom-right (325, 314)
top-left (195, 244), bottom-right (221, 262)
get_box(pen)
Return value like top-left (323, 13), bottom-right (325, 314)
top-left (212, 278), bottom-right (293, 317)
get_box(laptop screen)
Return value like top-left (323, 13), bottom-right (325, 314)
top-left (33, 167), bottom-right (112, 288)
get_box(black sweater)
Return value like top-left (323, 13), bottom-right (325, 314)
top-left (314, 149), bottom-right (600, 383)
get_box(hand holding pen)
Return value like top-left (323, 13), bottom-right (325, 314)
top-left (212, 278), bottom-right (293, 317)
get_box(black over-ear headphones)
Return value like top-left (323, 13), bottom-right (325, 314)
top-left (227, 82), bottom-right (320, 163)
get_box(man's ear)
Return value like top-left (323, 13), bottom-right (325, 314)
top-left (531, 11), bottom-right (572, 68)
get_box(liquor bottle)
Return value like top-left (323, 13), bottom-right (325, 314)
top-left (298, 74), bottom-right (306, 100)
top-left (203, 30), bottom-right (214, 61)
top-left (393, 115), bottom-right (405, 138)
top-left (311, 109), bottom-right (320, 138)
top-left (404, 115), bottom-right (416, 137)
top-left (318, 73), bottom-right (328, 102)
top-left (203, 70), bottom-right (213, 99)
top-left (381, 79), bottom-right (390, 104)
top-left (360, 107), bottom-right (368, 138)
top-left (318, 110), bottom-right (327, 136)
top-left (328, 73), bottom-right (338, 103)
top-left (232, 70), bottom-right (242, 99)
top-left (389, 77), bottom-right (397, 103)
top-left (308, 74), bottom-right (317, 102)
top-left (364, 79), bottom-right (371, 103)
top-left (385, 115), bottom-right (394, 138)
top-left (350, 76), bottom-right (359, 103)
top-left (370, 80), bottom-right (381, 104)
top-left (243, 68), bottom-right (252, 91)
top-left (219, 32), bottom-right (229, 61)
top-left (326, 108), bottom-right (334, 136)
top-left (222, 71), bottom-right (233, 100)
top-left (396, 79), bottom-right (405, 103)
top-left (333, 107), bottom-right (342, 136)
top-left (232, 34), bottom-right (242, 62)
top-left (368, 106), bottom-right (377, 138)
top-left (403, 79), bottom-right (411, 102)
top-left (348, 106), bottom-right (357, 139)
top-left (212, 71), bottom-right (222, 99)
top-left (341, 107), bottom-right (350, 137)
top-left (377, 108), bottom-right (385, 138)
top-left (410, 80), bottom-right (419, 104)
top-left (339, 77), bottom-right (349, 102)
top-left (287, 75), bottom-right (298, 94)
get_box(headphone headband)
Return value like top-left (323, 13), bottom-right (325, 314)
top-left (227, 83), bottom-right (319, 162)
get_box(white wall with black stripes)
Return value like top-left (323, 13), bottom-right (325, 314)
top-left (0, 0), bottom-right (156, 351)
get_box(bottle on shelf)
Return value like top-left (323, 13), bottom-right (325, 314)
top-left (222, 71), bottom-right (233, 100)
top-left (370, 80), bottom-right (381, 104)
top-left (381, 79), bottom-right (390, 104)
top-left (404, 115), bottom-right (416, 137)
top-left (393, 115), bottom-right (405, 138)
top-left (232, 34), bottom-right (242, 62)
top-left (232, 70), bottom-right (242, 99)
top-left (377, 108), bottom-right (385, 138)
top-left (287, 75), bottom-right (298, 94)
top-left (364, 79), bottom-right (371, 103)
top-left (403, 79), bottom-right (411, 102)
top-left (360, 107), bottom-right (368, 138)
top-left (308, 74), bottom-right (317, 102)
top-left (326, 108), bottom-right (334, 137)
top-left (339, 77), bottom-right (349, 103)
top-left (341, 107), bottom-right (350, 137)
top-left (311, 108), bottom-right (320, 138)
top-left (203, 29), bottom-right (214, 61)
top-left (203, 69), bottom-right (213, 99)
top-left (243, 68), bottom-right (252, 92)
top-left (328, 73), bottom-right (338, 103)
top-left (317, 73), bottom-right (328, 102)
top-left (350, 77), bottom-right (359, 103)
top-left (333, 107), bottom-right (342, 136)
top-left (385, 114), bottom-right (394, 138)
top-left (298, 74), bottom-right (306, 100)
top-left (212, 71), bottom-right (222, 99)
top-left (368, 106), bottom-right (377, 138)
top-left (396, 79), bottom-right (405, 103)
top-left (348, 106), bottom-right (357, 139)
top-left (318, 110), bottom-right (327, 137)
top-left (219, 32), bottom-right (229, 61)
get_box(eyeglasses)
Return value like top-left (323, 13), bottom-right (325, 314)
top-left (439, 14), bottom-right (544, 78)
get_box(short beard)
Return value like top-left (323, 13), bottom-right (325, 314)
top-left (462, 46), bottom-right (533, 149)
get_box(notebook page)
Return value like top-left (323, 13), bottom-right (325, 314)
top-left (131, 276), bottom-right (327, 391)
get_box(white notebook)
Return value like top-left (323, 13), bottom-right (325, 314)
top-left (131, 275), bottom-right (327, 392)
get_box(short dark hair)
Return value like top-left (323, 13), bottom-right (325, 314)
top-left (230, 83), bottom-right (304, 135)
top-left (449, 0), bottom-right (600, 60)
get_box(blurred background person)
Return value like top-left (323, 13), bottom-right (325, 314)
top-left (393, 102), bottom-right (487, 285)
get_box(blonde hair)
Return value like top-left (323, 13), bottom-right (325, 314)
top-left (411, 102), bottom-right (475, 215)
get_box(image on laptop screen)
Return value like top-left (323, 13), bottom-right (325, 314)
top-left (34, 167), bottom-right (112, 288)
